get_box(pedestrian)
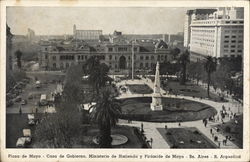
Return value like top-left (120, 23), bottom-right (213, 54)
top-left (19, 106), bottom-right (22, 115)
top-left (178, 122), bottom-right (181, 126)
top-left (210, 128), bottom-right (213, 134)
top-left (141, 123), bottom-right (144, 133)
top-left (218, 141), bottom-right (221, 148)
top-left (35, 107), bottom-right (38, 113)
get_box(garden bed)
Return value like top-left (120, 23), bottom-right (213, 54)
top-left (157, 127), bottom-right (218, 148)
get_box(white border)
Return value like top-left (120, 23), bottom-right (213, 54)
top-left (1, 1), bottom-right (249, 162)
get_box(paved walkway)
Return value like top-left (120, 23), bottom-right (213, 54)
top-left (116, 77), bottom-right (241, 149)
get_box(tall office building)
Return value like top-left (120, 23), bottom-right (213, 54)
top-left (184, 7), bottom-right (244, 61)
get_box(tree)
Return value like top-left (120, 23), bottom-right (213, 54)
top-left (178, 50), bottom-right (190, 85)
top-left (15, 50), bottom-right (22, 69)
top-left (204, 56), bottom-right (217, 98)
top-left (89, 87), bottom-right (122, 148)
top-left (85, 57), bottom-right (111, 95)
top-left (171, 47), bottom-right (181, 60)
top-left (34, 102), bottom-right (81, 148)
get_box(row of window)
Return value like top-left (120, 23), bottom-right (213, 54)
top-left (224, 49), bottom-right (243, 53)
top-left (224, 45), bottom-right (243, 48)
top-left (224, 40), bottom-right (243, 43)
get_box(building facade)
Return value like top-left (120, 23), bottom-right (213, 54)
top-left (38, 34), bottom-right (172, 71)
top-left (73, 25), bottom-right (102, 40)
top-left (184, 8), bottom-right (244, 61)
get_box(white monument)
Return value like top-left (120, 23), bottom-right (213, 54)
top-left (150, 62), bottom-right (163, 111)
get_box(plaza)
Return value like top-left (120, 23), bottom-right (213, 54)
top-left (5, 7), bottom-right (244, 149)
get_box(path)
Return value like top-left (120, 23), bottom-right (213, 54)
top-left (116, 77), bottom-right (241, 149)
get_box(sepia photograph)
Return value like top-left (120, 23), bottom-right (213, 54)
top-left (5, 5), bottom-right (245, 149)
top-left (1, 1), bottom-right (249, 161)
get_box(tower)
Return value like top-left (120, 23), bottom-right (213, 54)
top-left (150, 62), bottom-right (163, 111)
top-left (73, 24), bottom-right (76, 39)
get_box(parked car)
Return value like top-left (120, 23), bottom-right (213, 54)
top-left (28, 114), bottom-right (35, 126)
top-left (16, 137), bottom-right (26, 148)
top-left (21, 99), bottom-right (27, 105)
top-left (23, 129), bottom-right (32, 144)
top-left (14, 96), bottom-right (22, 102)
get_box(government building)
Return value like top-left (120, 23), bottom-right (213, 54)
top-left (38, 30), bottom-right (173, 71)
top-left (184, 7), bottom-right (244, 61)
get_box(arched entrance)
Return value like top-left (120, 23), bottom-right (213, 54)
top-left (119, 56), bottom-right (126, 69)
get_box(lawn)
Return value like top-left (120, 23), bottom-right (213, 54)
top-left (163, 80), bottom-right (226, 102)
top-left (120, 97), bottom-right (217, 122)
top-left (157, 127), bottom-right (218, 149)
top-left (126, 84), bottom-right (153, 94)
top-left (6, 113), bottom-right (44, 148)
top-left (212, 115), bottom-right (243, 148)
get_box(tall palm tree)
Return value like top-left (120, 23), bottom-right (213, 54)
top-left (90, 87), bottom-right (121, 148)
top-left (88, 61), bottom-right (110, 95)
top-left (204, 56), bottom-right (217, 98)
top-left (178, 50), bottom-right (190, 85)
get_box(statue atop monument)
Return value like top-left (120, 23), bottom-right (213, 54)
top-left (150, 62), bottom-right (163, 111)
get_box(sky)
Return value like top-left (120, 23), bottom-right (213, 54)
top-left (7, 7), bottom-right (190, 35)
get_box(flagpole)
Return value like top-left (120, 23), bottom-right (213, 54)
top-left (132, 40), bottom-right (134, 80)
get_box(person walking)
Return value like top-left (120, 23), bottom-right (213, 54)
top-left (19, 106), bottom-right (22, 115)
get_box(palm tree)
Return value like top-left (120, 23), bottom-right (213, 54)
top-left (87, 59), bottom-right (110, 95)
top-left (90, 87), bottom-right (121, 148)
top-left (204, 56), bottom-right (217, 98)
top-left (15, 50), bottom-right (22, 69)
top-left (178, 50), bottom-right (190, 85)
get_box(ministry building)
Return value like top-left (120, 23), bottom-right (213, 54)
top-left (184, 7), bottom-right (244, 61)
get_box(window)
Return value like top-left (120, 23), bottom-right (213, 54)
top-left (224, 35), bottom-right (229, 38)
top-left (145, 56), bottom-right (149, 60)
top-left (145, 63), bottom-right (148, 68)
top-left (85, 56), bottom-right (88, 60)
top-left (140, 63), bottom-right (143, 68)
top-left (157, 55), bottom-right (160, 61)
top-left (66, 63), bottom-right (69, 68)
top-left (118, 47), bottom-right (127, 52)
top-left (45, 54), bottom-right (48, 59)
top-left (60, 63), bottom-right (64, 69)
top-left (128, 56), bottom-right (131, 60)
top-left (224, 40), bottom-right (229, 43)
top-left (52, 56), bottom-right (56, 61)
top-left (232, 35), bottom-right (236, 38)
top-left (238, 40), bottom-right (243, 43)
top-left (108, 48), bottom-right (113, 52)
top-left (109, 55), bottom-right (112, 60)
top-left (140, 56), bottom-right (144, 60)
top-left (53, 63), bottom-right (56, 68)
top-left (151, 56), bottom-right (154, 60)
top-left (231, 50), bottom-right (235, 52)
top-left (78, 55), bottom-right (80, 60)
top-left (224, 45), bottom-right (229, 48)
top-left (231, 45), bottom-right (236, 48)
top-left (231, 40), bottom-right (236, 43)
top-left (238, 50), bottom-right (242, 52)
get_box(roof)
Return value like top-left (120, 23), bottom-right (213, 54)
top-left (193, 9), bottom-right (217, 15)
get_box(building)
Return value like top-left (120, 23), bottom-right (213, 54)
top-left (73, 25), bottom-right (102, 40)
top-left (27, 28), bottom-right (35, 42)
top-left (6, 25), bottom-right (13, 71)
top-left (38, 31), bottom-right (172, 71)
top-left (184, 7), bottom-right (244, 61)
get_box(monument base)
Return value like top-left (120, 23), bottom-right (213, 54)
top-left (150, 103), bottom-right (163, 111)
